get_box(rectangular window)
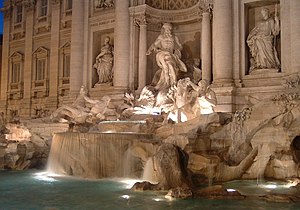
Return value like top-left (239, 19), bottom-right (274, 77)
top-left (66, 0), bottom-right (72, 10)
top-left (12, 63), bottom-right (21, 83)
top-left (63, 54), bottom-right (70, 77)
top-left (36, 59), bottom-right (46, 80)
top-left (15, 5), bottom-right (23, 23)
top-left (40, 0), bottom-right (48, 17)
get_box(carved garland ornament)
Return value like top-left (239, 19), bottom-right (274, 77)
top-left (146, 0), bottom-right (199, 10)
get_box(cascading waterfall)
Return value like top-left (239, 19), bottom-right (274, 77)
top-left (142, 158), bottom-right (158, 183)
top-left (47, 132), bottom-right (154, 179)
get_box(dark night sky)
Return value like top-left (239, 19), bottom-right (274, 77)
top-left (0, 0), bottom-right (3, 34)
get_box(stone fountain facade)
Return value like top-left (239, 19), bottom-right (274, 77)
top-left (1, 0), bottom-right (299, 118)
top-left (1, 0), bottom-right (300, 198)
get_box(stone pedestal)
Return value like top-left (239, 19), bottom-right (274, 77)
top-left (212, 86), bottom-right (236, 113)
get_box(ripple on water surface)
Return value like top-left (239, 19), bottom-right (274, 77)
top-left (0, 170), bottom-right (300, 210)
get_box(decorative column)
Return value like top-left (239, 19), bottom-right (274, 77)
top-left (0, 4), bottom-right (11, 113)
top-left (113, 0), bottom-right (130, 88)
top-left (137, 17), bottom-right (147, 91)
top-left (201, 11), bottom-right (212, 83)
top-left (290, 1), bottom-right (300, 73)
top-left (82, 0), bottom-right (89, 87)
top-left (212, 0), bottom-right (233, 85)
top-left (22, 3), bottom-right (35, 116)
top-left (212, 0), bottom-right (235, 113)
top-left (47, 1), bottom-right (61, 109)
top-left (70, 0), bottom-right (85, 93)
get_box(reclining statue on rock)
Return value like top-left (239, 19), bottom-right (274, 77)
top-left (51, 86), bottom-right (111, 124)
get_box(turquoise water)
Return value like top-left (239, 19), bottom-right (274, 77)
top-left (0, 170), bottom-right (299, 210)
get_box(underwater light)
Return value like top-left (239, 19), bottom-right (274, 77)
top-left (152, 198), bottom-right (163, 202)
top-left (264, 184), bottom-right (277, 189)
top-left (121, 195), bottom-right (130, 199)
top-left (226, 189), bottom-right (236, 192)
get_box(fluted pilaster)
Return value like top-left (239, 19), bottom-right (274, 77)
top-left (212, 0), bottom-right (233, 85)
top-left (70, 0), bottom-right (84, 92)
top-left (201, 12), bottom-right (212, 83)
top-left (113, 0), bottom-right (130, 88)
top-left (290, 1), bottom-right (300, 73)
top-left (137, 17), bottom-right (147, 91)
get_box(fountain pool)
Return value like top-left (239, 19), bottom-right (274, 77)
top-left (1, 170), bottom-right (300, 210)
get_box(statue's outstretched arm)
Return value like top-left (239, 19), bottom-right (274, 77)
top-left (146, 36), bottom-right (161, 55)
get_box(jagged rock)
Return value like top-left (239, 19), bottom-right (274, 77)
top-left (216, 147), bottom-right (258, 181)
top-left (194, 185), bottom-right (245, 199)
top-left (261, 194), bottom-right (300, 203)
top-left (152, 143), bottom-right (191, 190)
top-left (131, 181), bottom-right (157, 191)
top-left (165, 187), bottom-right (193, 199)
top-left (0, 122), bottom-right (68, 170)
top-left (155, 113), bottom-right (226, 139)
top-left (162, 135), bottom-right (189, 150)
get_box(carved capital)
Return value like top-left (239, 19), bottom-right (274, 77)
top-left (52, 0), bottom-right (62, 5)
top-left (134, 16), bottom-right (147, 27)
top-left (200, 0), bottom-right (214, 13)
top-left (1, 1), bottom-right (12, 18)
top-left (23, 0), bottom-right (36, 12)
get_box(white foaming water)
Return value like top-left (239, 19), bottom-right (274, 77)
top-left (142, 158), bottom-right (158, 183)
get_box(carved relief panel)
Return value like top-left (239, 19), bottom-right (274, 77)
top-left (146, 0), bottom-right (198, 10)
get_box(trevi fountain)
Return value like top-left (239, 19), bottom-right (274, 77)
top-left (1, 0), bottom-right (300, 209)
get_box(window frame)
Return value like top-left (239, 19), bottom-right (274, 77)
top-left (15, 5), bottom-right (23, 24)
top-left (39, 0), bottom-right (48, 17)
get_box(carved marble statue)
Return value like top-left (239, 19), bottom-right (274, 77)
top-left (189, 79), bottom-right (217, 114)
top-left (146, 23), bottom-right (187, 90)
top-left (192, 58), bottom-right (202, 84)
top-left (51, 86), bottom-right (111, 124)
top-left (95, 0), bottom-right (114, 8)
top-left (247, 7), bottom-right (280, 73)
top-left (93, 36), bottom-right (114, 85)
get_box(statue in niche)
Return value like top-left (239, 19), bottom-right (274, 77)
top-left (146, 23), bottom-right (187, 91)
top-left (95, 0), bottom-right (114, 9)
top-left (93, 36), bottom-right (114, 85)
top-left (246, 6), bottom-right (280, 74)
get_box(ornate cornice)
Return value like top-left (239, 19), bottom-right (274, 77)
top-left (144, 2), bottom-right (202, 25)
top-left (1, 1), bottom-right (12, 18)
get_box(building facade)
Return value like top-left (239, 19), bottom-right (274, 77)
top-left (1, 0), bottom-right (300, 119)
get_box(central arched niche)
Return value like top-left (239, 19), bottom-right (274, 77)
top-left (146, 0), bottom-right (199, 10)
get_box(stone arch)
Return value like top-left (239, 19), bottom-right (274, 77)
top-left (291, 136), bottom-right (300, 163)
